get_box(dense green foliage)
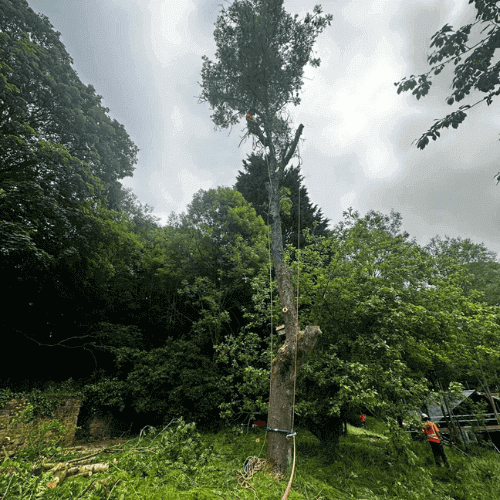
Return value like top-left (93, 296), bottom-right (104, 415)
top-left (0, 0), bottom-right (151, 372)
top-left (425, 235), bottom-right (500, 306)
top-left (215, 209), bottom-right (500, 448)
top-left (2, 4), bottom-right (500, 492)
top-left (167, 187), bottom-right (269, 345)
top-left (235, 152), bottom-right (330, 247)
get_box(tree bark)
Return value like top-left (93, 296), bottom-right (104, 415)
top-left (263, 125), bottom-right (322, 476)
top-left (266, 325), bottom-right (321, 476)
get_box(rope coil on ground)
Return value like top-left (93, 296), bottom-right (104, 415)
top-left (236, 456), bottom-right (267, 490)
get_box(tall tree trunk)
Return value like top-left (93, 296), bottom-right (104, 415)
top-left (197, 0), bottom-right (333, 475)
top-left (264, 139), bottom-right (322, 477)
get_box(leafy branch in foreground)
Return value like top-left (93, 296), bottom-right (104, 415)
top-left (394, 1), bottom-right (500, 156)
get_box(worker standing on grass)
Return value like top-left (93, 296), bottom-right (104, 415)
top-left (360, 414), bottom-right (366, 428)
top-left (421, 413), bottom-right (450, 468)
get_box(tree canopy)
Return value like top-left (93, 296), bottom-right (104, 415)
top-left (425, 235), bottom-right (500, 306)
top-left (216, 209), bottom-right (500, 447)
top-left (0, 0), bottom-right (145, 289)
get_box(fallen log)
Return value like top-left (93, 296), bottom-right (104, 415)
top-left (44, 461), bottom-right (112, 474)
top-left (68, 462), bottom-right (110, 477)
top-left (34, 460), bottom-right (114, 485)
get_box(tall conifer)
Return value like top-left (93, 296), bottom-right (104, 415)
top-left (235, 152), bottom-right (330, 248)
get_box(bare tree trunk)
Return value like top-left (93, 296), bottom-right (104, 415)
top-left (264, 142), bottom-right (322, 476)
top-left (266, 324), bottom-right (321, 476)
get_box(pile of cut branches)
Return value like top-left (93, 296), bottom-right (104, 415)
top-left (31, 444), bottom-right (123, 487)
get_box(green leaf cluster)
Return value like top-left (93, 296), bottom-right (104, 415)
top-left (394, 1), bottom-right (500, 151)
top-left (197, 0), bottom-right (332, 141)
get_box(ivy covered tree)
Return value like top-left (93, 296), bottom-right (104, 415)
top-left (196, 0), bottom-right (332, 474)
top-left (235, 152), bottom-right (330, 248)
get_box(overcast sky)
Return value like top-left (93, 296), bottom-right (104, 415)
top-left (25, 0), bottom-right (500, 257)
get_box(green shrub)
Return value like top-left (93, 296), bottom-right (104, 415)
top-left (11, 405), bottom-right (69, 462)
top-left (116, 417), bottom-right (217, 486)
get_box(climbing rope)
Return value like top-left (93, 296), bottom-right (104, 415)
top-left (266, 145), bottom-right (274, 410)
top-left (296, 154), bottom-right (301, 316)
top-left (236, 456), bottom-right (267, 489)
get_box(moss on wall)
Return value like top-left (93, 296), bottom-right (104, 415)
top-left (0, 396), bottom-right (82, 456)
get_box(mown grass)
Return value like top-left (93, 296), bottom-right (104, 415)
top-left (1, 416), bottom-right (500, 499)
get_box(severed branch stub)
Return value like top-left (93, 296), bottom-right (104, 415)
top-left (271, 326), bottom-right (322, 378)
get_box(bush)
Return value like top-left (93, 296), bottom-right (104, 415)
top-left (10, 404), bottom-right (70, 462)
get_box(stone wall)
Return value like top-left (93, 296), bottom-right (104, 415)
top-left (0, 396), bottom-right (81, 457)
top-left (0, 394), bottom-right (135, 455)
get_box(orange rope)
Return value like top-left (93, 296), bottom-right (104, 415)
top-left (281, 434), bottom-right (296, 500)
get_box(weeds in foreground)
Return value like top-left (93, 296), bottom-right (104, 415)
top-left (1, 417), bottom-right (500, 499)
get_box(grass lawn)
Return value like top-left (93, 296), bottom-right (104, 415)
top-left (2, 416), bottom-right (500, 499)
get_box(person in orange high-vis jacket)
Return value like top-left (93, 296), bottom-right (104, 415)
top-left (360, 414), bottom-right (366, 428)
top-left (421, 413), bottom-right (450, 468)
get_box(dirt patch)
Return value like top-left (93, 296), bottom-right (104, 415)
top-left (67, 437), bottom-right (131, 454)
